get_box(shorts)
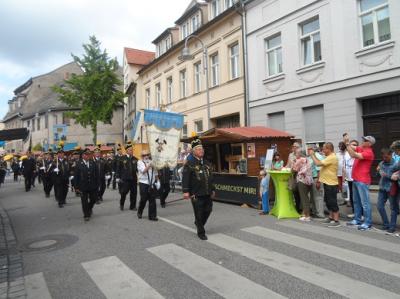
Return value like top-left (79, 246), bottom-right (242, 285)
top-left (323, 184), bottom-right (339, 212)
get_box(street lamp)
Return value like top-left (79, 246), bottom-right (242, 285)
top-left (178, 35), bottom-right (211, 131)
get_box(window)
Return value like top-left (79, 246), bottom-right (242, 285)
top-left (37, 117), bottom-right (41, 131)
top-left (167, 77), bottom-right (173, 103)
top-left (180, 69), bottom-right (187, 98)
top-left (300, 17), bottom-right (321, 66)
top-left (182, 124), bottom-right (188, 138)
top-left (27, 120), bottom-right (30, 128)
top-left (230, 43), bottom-right (240, 79)
top-left (210, 53), bottom-right (219, 87)
top-left (225, 0), bottom-right (234, 9)
top-left (191, 14), bottom-right (200, 32)
top-left (32, 118), bottom-right (35, 132)
top-left (211, 0), bottom-right (221, 18)
top-left (268, 112), bottom-right (285, 130)
top-left (45, 114), bottom-right (48, 129)
top-left (63, 112), bottom-right (71, 126)
top-left (265, 34), bottom-right (282, 76)
top-left (303, 105), bottom-right (325, 143)
top-left (182, 22), bottom-right (189, 39)
top-left (195, 120), bottom-right (203, 133)
top-left (166, 35), bottom-right (172, 50)
top-left (145, 89), bottom-right (151, 109)
top-left (194, 62), bottom-right (202, 93)
top-left (359, 0), bottom-right (390, 47)
top-left (155, 83), bottom-right (161, 108)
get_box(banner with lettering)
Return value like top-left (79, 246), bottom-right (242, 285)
top-left (144, 109), bottom-right (184, 169)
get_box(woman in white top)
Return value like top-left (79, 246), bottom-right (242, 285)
top-left (343, 140), bottom-right (359, 218)
top-left (137, 150), bottom-right (159, 221)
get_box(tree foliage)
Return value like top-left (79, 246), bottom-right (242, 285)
top-left (53, 36), bottom-right (124, 144)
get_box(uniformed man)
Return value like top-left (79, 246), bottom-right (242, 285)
top-left (69, 148), bottom-right (81, 196)
top-left (42, 150), bottom-right (55, 198)
top-left (112, 146), bottom-right (122, 190)
top-left (182, 139), bottom-right (215, 240)
top-left (158, 166), bottom-right (171, 208)
top-left (93, 147), bottom-right (108, 203)
top-left (75, 149), bottom-right (99, 221)
top-left (116, 142), bottom-right (138, 210)
top-left (22, 151), bottom-right (36, 192)
top-left (52, 148), bottom-right (70, 208)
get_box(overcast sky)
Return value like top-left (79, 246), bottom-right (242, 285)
top-left (0, 0), bottom-right (191, 119)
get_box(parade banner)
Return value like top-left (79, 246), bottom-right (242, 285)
top-left (53, 124), bottom-right (67, 142)
top-left (144, 109), bottom-right (184, 169)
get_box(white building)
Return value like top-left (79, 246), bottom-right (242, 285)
top-left (245, 0), bottom-right (400, 152)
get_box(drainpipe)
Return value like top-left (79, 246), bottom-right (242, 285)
top-left (237, 0), bottom-right (250, 127)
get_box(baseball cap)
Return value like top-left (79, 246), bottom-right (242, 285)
top-left (362, 136), bottom-right (376, 145)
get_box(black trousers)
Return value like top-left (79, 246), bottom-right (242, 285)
top-left (120, 180), bottom-right (137, 209)
top-left (112, 174), bottom-right (117, 190)
top-left (191, 195), bottom-right (213, 236)
top-left (159, 183), bottom-right (171, 206)
top-left (98, 178), bottom-right (106, 200)
top-left (24, 175), bottom-right (33, 191)
top-left (138, 183), bottom-right (157, 218)
top-left (13, 173), bottom-right (18, 182)
top-left (43, 176), bottom-right (53, 196)
top-left (54, 180), bottom-right (69, 205)
top-left (81, 189), bottom-right (97, 218)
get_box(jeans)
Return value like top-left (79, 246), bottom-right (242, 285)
top-left (352, 181), bottom-right (372, 226)
top-left (377, 190), bottom-right (399, 231)
top-left (261, 191), bottom-right (269, 213)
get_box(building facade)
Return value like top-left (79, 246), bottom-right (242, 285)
top-left (123, 48), bottom-right (155, 142)
top-left (134, 0), bottom-right (245, 142)
top-left (245, 0), bottom-right (400, 151)
top-left (2, 62), bottom-right (124, 152)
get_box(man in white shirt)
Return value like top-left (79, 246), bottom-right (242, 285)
top-left (137, 150), bottom-right (159, 221)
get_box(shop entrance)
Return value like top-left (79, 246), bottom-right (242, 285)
top-left (362, 93), bottom-right (400, 184)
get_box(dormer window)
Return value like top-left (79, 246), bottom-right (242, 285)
top-left (191, 14), bottom-right (200, 32)
top-left (182, 21), bottom-right (190, 39)
top-left (211, 0), bottom-right (221, 18)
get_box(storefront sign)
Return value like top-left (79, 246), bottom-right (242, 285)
top-left (213, 173), bottom-right (259, 206)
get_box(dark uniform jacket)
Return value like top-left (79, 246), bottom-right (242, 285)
top-left (22, 158), bottom-right (36, 177)
top-left (182, 157), bottom-right (215, 197)
top-left (94, 158), bottom-right (107, 179)
top-left (75, 160), bottom-right (99, 192)
top-left (116, 155), bottom-right (138, 182)
top-left (53, 159), bottom-right (70, 182)
top-left (159, 167), bottom-right (172, 185)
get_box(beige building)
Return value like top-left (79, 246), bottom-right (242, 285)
top-left (2, 62), bottom-right (124, 152)
top-left (132, 0), bottom-right (245, 141)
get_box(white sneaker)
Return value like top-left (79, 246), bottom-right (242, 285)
top-left (347, 214), bottom-right (354, 218)
top-left (299, 216), bottom-right (311, 222)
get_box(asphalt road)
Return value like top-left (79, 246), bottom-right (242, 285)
top-left (1, 178), bottom-right (400, 299)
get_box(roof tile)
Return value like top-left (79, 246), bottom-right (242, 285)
top-left (124, 48), bottom-right (155, 66)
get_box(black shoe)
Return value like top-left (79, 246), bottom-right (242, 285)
top-left (45, 194), bottom-right (50, 198)
top-left (161, 204), bottom-right (166, 208)
top-left (58, 204), bottom-right (64, 208)
top-left (96, 201), bottom-right (101, 205)
top-left (198, 234), bottom-right (208, 240)
top-left (149, 217), bottom-right (158, 221)
top-left (84, 217), bottom-right (90, 222)
top-left (120, 205), bottom-right (124, 211)
top-left (137, 213), bottom-right (142, 219)
top-left (130, 207), bottom-right (137, 211)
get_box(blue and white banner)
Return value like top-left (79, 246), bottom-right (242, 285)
top-left (131, 111), bottom-right (142, 140)
top-left (144, 110), bottom-right (184, 169)
top-left (53, 124), bottom-right (67, 142)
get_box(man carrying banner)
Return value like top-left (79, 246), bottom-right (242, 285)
top-left (182, 139), bottom-right (215, 240)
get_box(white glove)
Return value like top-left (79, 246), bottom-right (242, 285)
top-left (112, 171), bottom-right (115, 175)
top-left (40, 167), bottom-right (45, 170)
top-left (116, 178), bottom-right (120, 183)
top-left (69, 176), bottom-right (74, 180)
top-left (54, 168), bottom-right (59, 172)
top-left (105, 175), bottom-right (111, 180)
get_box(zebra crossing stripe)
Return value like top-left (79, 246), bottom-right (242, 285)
top-left (208, 233), bottom-right (400, 299)
top-left (82, 256), bottom-right (164, 299)
top-left (242, 226), bottom-right (400, 278)
top-left (25, 272), bottom-right (52, 299)
top-left (148, 243), bottom-right (286, 299)
top-left (278, 221), bottom-right (400, 254)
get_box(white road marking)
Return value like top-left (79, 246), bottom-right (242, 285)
top-left (82, 255), bottom-right (164, 299)
top-left (148, 243), bottom-right (286, 299)
top-left (25, 272), bottom-right (52, 299)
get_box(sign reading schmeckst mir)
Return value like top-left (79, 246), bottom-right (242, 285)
top-left (213, 174), bottom-right (259, 206)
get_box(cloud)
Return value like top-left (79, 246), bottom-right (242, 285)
top-left (0, 0), bottom-right (190, 119)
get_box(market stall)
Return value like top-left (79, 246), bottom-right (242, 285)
top-left (183, 126), bottom-right (294, 206)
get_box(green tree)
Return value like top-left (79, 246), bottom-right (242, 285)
top-left (53, 36), bottom-right (124, 144)
top-left (32, 143), bottom-right (43, 152)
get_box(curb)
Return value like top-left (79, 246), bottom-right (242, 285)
top-left (0, 204), bottom-right (26, 299)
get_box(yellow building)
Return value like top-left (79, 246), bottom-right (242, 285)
top-left (135, 0), bottom-right (245, 141)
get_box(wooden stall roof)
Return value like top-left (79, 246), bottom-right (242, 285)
top-left (182, 126), bottom-right (294, 144)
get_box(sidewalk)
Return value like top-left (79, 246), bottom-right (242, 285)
top-left (0, 198), bottom-right (26, 299)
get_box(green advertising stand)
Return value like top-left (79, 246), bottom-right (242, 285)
top-left (268, 170), bottom-right (300, 219)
